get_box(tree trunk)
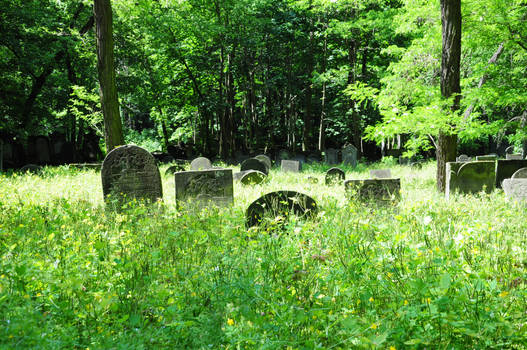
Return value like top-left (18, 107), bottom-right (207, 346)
top-left (94, 0), bottom-right (124, 152)
top-left (302, 8), bottom-right (314, 152)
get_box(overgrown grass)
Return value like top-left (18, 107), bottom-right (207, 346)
top-left (1, 162), bottom-right (526, 349)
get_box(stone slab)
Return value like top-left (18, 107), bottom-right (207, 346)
top-left (506, 154), bottom-right (523, 160)
top-left (446, 161), bottom-right (495, 198)
top-left (496, 159), bottom-right (527, 188)
top-left (281, 160), bottom-right (301, 172)
top-left (345, 178), bottom-right (401, 202)
top-left (370, 169), bottom-right (392, 179)
top-left (503, 179), bottom-right (527, 202)
top-left (175, 169), bottom-right (233, 207)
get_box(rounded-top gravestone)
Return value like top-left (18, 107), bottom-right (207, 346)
top-left (254, 154), bottom-right (272, 171)
top-left (325, 167), bottom-right (345, 185)
top-left (101, 145), bottom-right (162, 205)
top-left (190, 157), bottom-right (212, 170)
top-left (241, 157), bottom-right (268, 175)
top-left (512, 167), bottom-right (527, 179)
top-left (246, 191), bottom-right (318, 227)
top-left (240, 170), bottom-right (267, 185)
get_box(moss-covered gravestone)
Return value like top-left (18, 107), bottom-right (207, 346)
top-left (175, 169), bottom-right (233, 207)
top-left (342, 144), bottom-right (358, 168)
top-left (101, 145), bottom-right (163, 205)
top-left (445, 161), bottom-right (495, 198)
top-left (325, 167), bottom-right (345, 185)
top-left (246, 191), bottom-right (318, 227)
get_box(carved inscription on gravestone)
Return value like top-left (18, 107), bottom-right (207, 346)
top-left (175, 169), bottom-right (233, 207)
top-left (101, 145), bottom-right (163, 205)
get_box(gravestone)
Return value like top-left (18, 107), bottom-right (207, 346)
top-left (370, 169), bottom-right (392, 179)
top-left (241, 157), bottom-right (268, 175)
top-left (254, 154), bottom-right (272, 171)
top-left (505, 146), bottom-right (515, 154)
top-left (342, 144), bottom-right (358, 168)
top-left (190, 157), bottom-right (212, 170)
top-left (456, 154), bottom-right (471, 162)
top-left (445, 161), bottom-right (495, 198)
top-left (502, 179), bottom-right (527, 202)
top-left (165, 164), bottom-right (186, 176)
top-left (345, 179), bottom-right (401, 202)
top-left (19, 164), bottom-right (43, 174)
top-left (324, 148), bottom-right (339, 165)
top-left (233, 170), bottom-right (251, 181)
top-left (306, 151), bottom-right (322, 164)
top-left (246, 191), bottom-right (318, 227)
top-left (240, 170), bottom-right (267, 185)
top-left (512, 167), bottom-right (527, 179)
top-left (175, 169), bottom-right (233, 207)
top-left (101, 145), bottom-right (163, 205)
top-left (325, 167), bottom-right (345, 185)
top-left (495, 159), bottom-right (527, 188)
top-left (506, 154), bottom-right (523, 160)
top-left (281, 160), bottom-right (301, 173)
top-left (476, 154), bottom-right (498, 161)
top-left (34, 136), bottom-right (51, 164)
top-left (292, 154), bottom-right (306, 165)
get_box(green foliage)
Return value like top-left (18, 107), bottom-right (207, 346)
top-left (1, 164), bottom-right (527, 348)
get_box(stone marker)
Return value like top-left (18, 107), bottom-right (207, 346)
top-left (503, 179), bottom-right (527, 201)
top-left (165, 164), bottom-right (186, 176)
top-left (175, 169), bottom-right (233, 207)
top-left (345, 179), bottom-right (401, 202)
top-left (506, 154), bottom-right (523, 160)
top-left (190, 157), bottom-right (212, 170)
top-left (101, 145), bottom-right (163, 205)
top-left (495, 159), bottom-right (527, 188)
top-left (240, 170), bottom-right (267, 185)
top-left (281, 160), bottom-right (301, 172)
top-left (505, 146), bottom-right (515, 154)
top-left (370, 169), bottom-right (392, 179)
top-left (512, 167), bottom-right (527, 179)
top-left (254, 154), bottom-right (272, 171)
top-left (19, 164), bottom-right (43, 174)
top-left (342, 144), bottom-right (358, 168)
top-left (475, 154), bottom-right (498, 161)
top-left (241, 157), bottom-right (268, 175)
top-left (324, 148), bottom-right (339, 165)
top-left (446, 161), bottom-right (495, 198)
top-left (456, 154), bottom-right (471, 162)
top-left (325, 167), bottom-right (345, 185)
top-left (246, 191), bottom-right (318, 227)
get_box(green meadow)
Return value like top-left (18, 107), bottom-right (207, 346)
top-left (1, 162), bottom-right (526, 349)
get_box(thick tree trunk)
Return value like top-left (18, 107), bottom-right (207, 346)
top-left (437, 0), bottom-right (462, 192)
top-left (94, 0), bottom-right (124, 152)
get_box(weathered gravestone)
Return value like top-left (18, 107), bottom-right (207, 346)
top-left (240, 170), bottom-right (267, 185)
top-left (175, 169), bottom-right (233, 207)
top-left (241, 157), bottom-right (268, 175)
top-left (445, 161), bottom-right (495, 198)
top-left (190, 157), bottom-right (212, 170)
top-left (254, 154), bottom-right (272, 171)
top-left (506, 154), bottom-right (523, 160)
top-left (475, 154), bottom-right (498, 161)
top-left (495, 159), bottom-right (527, 188)
top-left (512, 167), bottom-right (527, 179)
top-left (502, 179), bottom-right (527, 202)
top-left (456, 154), bottom-right (471, 162)
top-left (345, 179), bottom-right (401, 202)
top-left (281, 160), bottom-right (301, 173)
top-left (246, 191), bottom-right (318, 227)
top-left (370, 169), bottom-right (392, 179)
top-left (324, 148), bottom-right (339, 165)
top-left (342, 144), bottom-right (358, 168)
top-left (20, 164), bottom-right (43, 174)
top-left (101, 145), bottom-right (163, 205)
top-left (325, 167), bottom-right (345, 185)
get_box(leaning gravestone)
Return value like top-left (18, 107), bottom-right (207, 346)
top-left (240, 170), bottom-right (267, 185)
top-left (281, 160), bottom-right (301, 173)
top-left (246, 191), bottom-right (318, 227)
top-left (495, 159), bottom-right (527, 188)
top-left (342, 144), bottom-right (358, 168)
top-left (370, 169), bottom-right (392, 179)
top-left (324, 148), bottom-right (339, 165)
top-left (502, 179), bottom-right (527, 202)
top-left (445, 161), bottom-right (495, 199)
top-left (506, 154), bottom-right (523, 160)
top-left (456, 154), bottom-right (471, 162)
top-left (241, 157), bottom-right (268, 175)
top-left (175, 169), bottom-right (233, 207)
top-left (512, 167), bottom-right (527, 179)
top-left (101, 145), bottom-right (162, 205)
top-left (325, 167), bottom-right (345, 185)
top-left (190, 157), bottom-right (212, 170)
top-left (345, 179), bottom-right (401, 202)
top-left (254, 154), bottom-right (272, 171)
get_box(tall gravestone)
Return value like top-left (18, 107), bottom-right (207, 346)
top-left (342, 144), bottom-right (358, 168)
top-left (101, 145), bottom-right (163, 205)
top-left (324, 148), bottom-right (339, 165)
top-left (190, 157), bottom-right (212, 170)
top-left (281, 160), bottom-right (301, 172)
top-left (175, 169), bottom-right (233, 207)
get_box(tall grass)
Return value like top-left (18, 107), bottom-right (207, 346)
top-left (0, 162), bottom-right (526, 348)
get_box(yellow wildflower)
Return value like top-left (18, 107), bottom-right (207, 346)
top-left (370, 323), bottom-right (377, 330)
top-left (227, 318), bottom-right (234, 326)
top-left (390, 346), bottom-right (396, 350)
top-left (369, 297), bottom-right (374, 302)
top-left (499, 291), bottom-right (509, 298)
top-left (404, 300), bottom-right (408, 306)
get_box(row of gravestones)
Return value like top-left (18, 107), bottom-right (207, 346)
top-left (101, 145), bottom-right (400, 227)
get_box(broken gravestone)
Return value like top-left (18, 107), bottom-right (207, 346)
top-left (325, 167), bottom-right (345, 185)
top-left (101, 145), bottom-right (163, 205)
top-left (241, 157), bottom-right (268, 175)
top-left (190, 157), bottom-right (212, 170)
top-left (345, 179), bottom-right (401, 202)
top-left (445, 161), bottom-right (495, 199)
top-left (370, 169), bottom-right (392, 179)
top-left (342, 144), bottom-right (358, 168)
top-left (281, 160), bottom-right (301, 173)
top-left (175, 169), bottom-right (233, 207)
top-left (240, 170), bottom-right (267, 185)
top-left (246, 191), bottom-right (318, 227)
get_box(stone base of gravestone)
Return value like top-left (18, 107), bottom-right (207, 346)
top-left (345, 179), bottom-right (401, 202)
top-left (240, 170), bottom-right (267, 185)
top-left (495, 160), bottom-right (527, 188)
top-left (503, 179), bottom-right (527, 202)
top-left (175, 169), bottom-right (233, 207)
top-left (281, 160), bottom-right (301, 172)
top-left (506, 154), bottom-right (523, 160)
top-left (446, 161), bottom-right (495, 199)
top-left (370, 169), bottom-right (392, 179)
top-left (325, 167), bottom-right (345, 185)
top-left (246, 191), bottom-right (318, 227)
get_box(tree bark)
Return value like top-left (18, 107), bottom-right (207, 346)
top-left (94, 0), bottom-right (124, 152)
